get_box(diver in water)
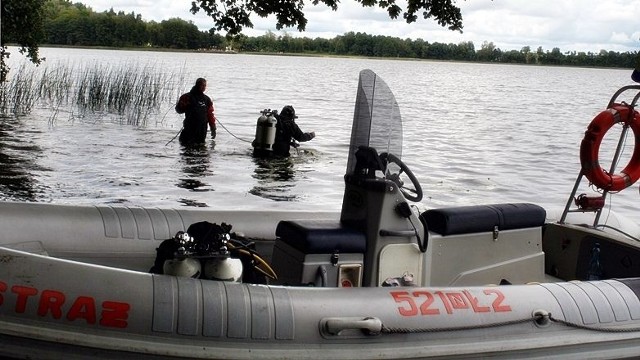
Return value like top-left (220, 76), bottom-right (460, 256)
top-left (633, 54), bottom-right (640, 83)
top-left (175, 78), bottom-right (217, 145)
top-left (254, 105), bottom-right (315, 158)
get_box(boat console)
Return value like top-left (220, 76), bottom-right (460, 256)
top-left (271, 199), bottom-right (549, 288)
top-left (271, 220), bottom-right (365, 287)
top-left (270, 70), bottom-right (550, 288)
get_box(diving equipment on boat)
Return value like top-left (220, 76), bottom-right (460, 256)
top-left (151, 221), bottom-right (275, 283)
top-left (252, 109), bottom-right (278, 154)
top-left (163, 257), bottom-right (202, 278)
top-left (161, 231), bottom-right (201, 278)
top-left (204, 256), bottom-right (243, 282)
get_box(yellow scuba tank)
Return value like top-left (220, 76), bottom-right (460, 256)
top-left (252, 109), bottom-right (278, 152)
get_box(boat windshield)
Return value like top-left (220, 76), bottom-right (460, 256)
top-left (345, 69), bottom-right (403, 176)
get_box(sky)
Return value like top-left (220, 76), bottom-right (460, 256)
top-left (88, 0), bottom-right (640, 53)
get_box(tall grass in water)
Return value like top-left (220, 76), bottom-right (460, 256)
top-left (0, 61), bottom-right (178, 126)
top-left (0, 63), bottom-right (39, 116)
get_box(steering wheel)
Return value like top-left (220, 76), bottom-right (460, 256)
top-left (379, 152), bottom-right (423, 202)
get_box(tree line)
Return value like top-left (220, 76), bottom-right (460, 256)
top-left (12, 0), bottom-right (639, 69)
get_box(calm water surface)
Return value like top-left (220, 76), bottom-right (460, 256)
top-left (1, 47), bottom-right (638, 223)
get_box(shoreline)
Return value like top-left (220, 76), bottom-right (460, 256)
top-left (6, 44), bottom-right (635, 71)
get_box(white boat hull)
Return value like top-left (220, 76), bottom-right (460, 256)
top-left (1, 202), bottom-right (640, 359)
top-left (4, 70), bottom-right (640, 359)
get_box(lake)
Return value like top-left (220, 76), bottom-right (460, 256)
top-left (1, 47), bottom-right (638, 224)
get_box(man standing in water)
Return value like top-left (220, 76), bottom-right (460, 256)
top-left (176, 78), bottom-right (217, 145)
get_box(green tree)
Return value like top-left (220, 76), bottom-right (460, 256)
top-left (2, 0), bottom-right (467, 80)
top-left (202, 29), bottom-right (226, 49)
top-left (1, 0), bottom-right (47, 81)
top-left (410, 38), bottom-right (428, 59)
top-left (544, 47), bottom-right (564, 65)
top-left (535, 46), bottom-right (545, 64)
top-left (190, 0), bottom-right (463, 35)
top-left (155, 18), bottom-right (202, 49)
top-left (425, 42), bottom-right (449, 59)
top-left (43, 1), bottom-right (91, 44)
top-left (501, 49), bottom-right (524, 63)
top-left (477, 41), bottom-right (498, 62)
top-left (455, 41), bottom-right (476, 61)
top-left (256, 30), bottom-right (278, 52)
top-left (5, 0), bottom-right (637, 82)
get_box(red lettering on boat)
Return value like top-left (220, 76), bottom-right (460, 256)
top-left (434, 291), bottom-right (453, 314)
top-left (1, 281), bottom-right (130, 328)
top-left (484, 289), bottom-right (512, 312)
top-left (38, 289), bottom-right (65, 318)
top-left (100, 301), bottom-right (130, 328)
top-left (0, 281), bottom-right (6, 305)
top-left (447, 292), bottom-right (469, 310)
top-left (414, 291), bottom-right (440, 315)
top-left (390, 288), bottom-right (512, 316)
top-left (12, 285), bottom-right (38, 313)
top-left (462, 290), bottom-right (490, 313)
top-left (391, 291), bottom-right (419, 316)
top-left (67, 296), bottom-right (97, 324)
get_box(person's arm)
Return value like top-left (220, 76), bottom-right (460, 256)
top-left (208, 101), bottom-right (217, 138)
top-left (175, 93), bottom-right (190, 114)
top-left (207, 102), bottom-right (216, 127)
top-left (291, 122), bottom-right (315, 142)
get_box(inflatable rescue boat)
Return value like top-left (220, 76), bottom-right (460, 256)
top-left (2, 70), bottom-right (640, 359)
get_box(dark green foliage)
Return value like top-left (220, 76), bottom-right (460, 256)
top-left (190, 0), bottom-right (462, 35)
top-left (36, 1), bottom-right (639, 69)
top-left (1, 0), bottom-right (47, 81)
top-left (1, 0), bottom-right (463, 80)
top-left (37, 1), bottom-right (222, 50)
top-left (1, 0), bottom-right (637, 83)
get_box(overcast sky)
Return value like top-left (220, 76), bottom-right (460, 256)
top-left (88, 0), bottom-right (640, 53)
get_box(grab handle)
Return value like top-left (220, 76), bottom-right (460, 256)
top-left (321, 317), bottom-right (382, 336)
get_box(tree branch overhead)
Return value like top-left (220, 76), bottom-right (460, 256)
top-left (190, 0), bottom-right (464, 36)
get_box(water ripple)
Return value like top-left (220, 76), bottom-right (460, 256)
top-left (0, 49), bottom-right (637, 222)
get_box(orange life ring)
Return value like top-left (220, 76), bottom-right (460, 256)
top-left (580, 103), bottom-right (640, 191)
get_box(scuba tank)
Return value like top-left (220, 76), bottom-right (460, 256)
top-left (252, 109), bottom-right (278, 153)
top-left (158, 227), bottom-right (243, 282)
top-left (161, 231), bottom-right (202, 278)
top-left (163, 258), bottom-right (202, 278)
top-left (204, 255), bottom-right (243, 282)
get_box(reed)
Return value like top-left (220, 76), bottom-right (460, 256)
top-left (73, 62), bottom-right (177, 125)
top-left (38, 62), bottom-right (74, 107)
top-left (0, 61), bottom-right (178, 126)
top-left (0, 63), bottom-right (40, 116)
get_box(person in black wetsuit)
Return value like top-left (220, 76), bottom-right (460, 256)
top-left (271, 105), bottom-right (315, 157)
top-left (175, 78), bottom-right (217, 145)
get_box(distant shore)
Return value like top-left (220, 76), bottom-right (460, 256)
top-left (6, 44), bottom-right (636, 71)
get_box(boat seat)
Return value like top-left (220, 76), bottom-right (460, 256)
top-left (275, 220), bottom-right (366, 254)
top-left (421, 203), bottom-right (546, 236)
